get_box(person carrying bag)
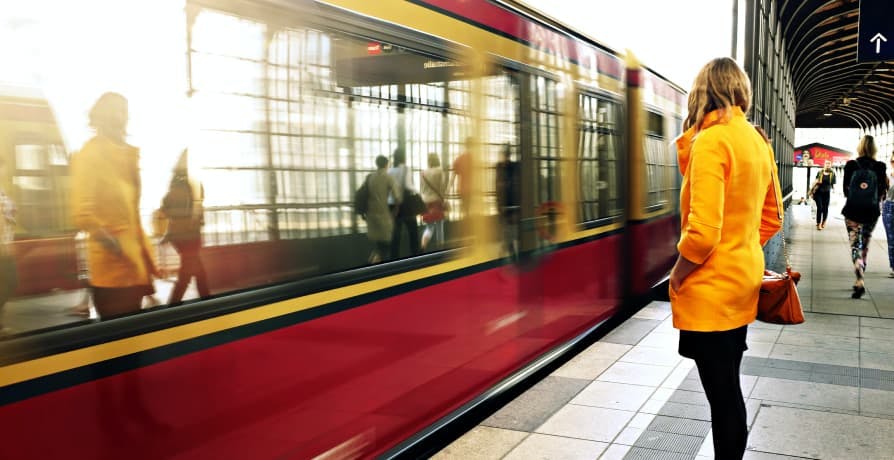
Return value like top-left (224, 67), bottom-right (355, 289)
top-left (420, 153), bottom-right (448, 249)
top-left (389, 149), bottom-right (422, 258)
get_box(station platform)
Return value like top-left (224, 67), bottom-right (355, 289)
top-left (434, 197), bottom-right (894, 459)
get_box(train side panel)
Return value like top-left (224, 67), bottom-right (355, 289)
top-left (0, 236), bottom-right (621, 459)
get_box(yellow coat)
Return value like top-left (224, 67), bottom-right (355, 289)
top-left (670, 107), bottom-right (783, 331)
top-left (71, 135), bottom-right (156, 288)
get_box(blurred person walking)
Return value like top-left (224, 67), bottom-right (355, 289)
top-left (810, 160), bottom-right (836, 230)
top-left (842, 135), bottom-right (888, 298)
top-left (449, 138), bottom-right (473, 220)
top-left (495, 144), bottom-right (520, 259)
top-left (389, 148), bottom-right (421, 259)
top-left (160, 149), bottom-right (210, 305)
top-left (420, 153), bottom-right (448, 250)
top-left (669, 57), bottom-right (782, 459)
top-left (70, 92), bottom-right (158, 319)
top-left (364, 155), bottom-right (401, 263)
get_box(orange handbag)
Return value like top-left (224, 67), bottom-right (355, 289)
top-left (757, 151), bottom-right (805, 325)
top-left (758, 268), bottom-right (804, 324)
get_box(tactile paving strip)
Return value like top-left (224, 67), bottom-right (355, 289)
top-left (647, 415), bottom-right (712, 437)
top-left (656, 402), bottom-right (711, 421)
top-left (623, 446), bottom-right (694, 460)
top-left (740, 356), bottom-right (894, 389)
top-left (633, 431), bottom-right (703, 455)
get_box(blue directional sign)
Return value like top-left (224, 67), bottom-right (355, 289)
top-left (857, 0), bottom-right (894, 63)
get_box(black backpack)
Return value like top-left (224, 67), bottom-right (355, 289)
top-left (354, 174), bottom-right (371, 217)
top-left (847, 160), bottom-right (879, 210)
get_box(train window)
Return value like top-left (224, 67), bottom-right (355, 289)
top-left (645, 111), bottom-right (664, 137)
top-left (643, 111), bottom-right (679, 210)
top-left (531, 75), bottom-right (560, 207)
top-left (445, 74), bottom-right (520, 221)
top-left (189, 9), bottom-right (445, 273)
top-left (0, 2), bottom-right (522, 336)
top-left (11, 141), bottom-right (69, 236)
top-left (578, 93), bottom-right (621, 222)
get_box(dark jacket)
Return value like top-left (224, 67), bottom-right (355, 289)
top-left (161, 174), bottom-right (205, 242)
top-left (813, 169), bottom-right (836, 194)
top-left (842, 157), bottom-right (888, 223)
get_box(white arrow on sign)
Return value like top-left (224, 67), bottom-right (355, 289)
top-left (871, 33), bottom-right (888, 54)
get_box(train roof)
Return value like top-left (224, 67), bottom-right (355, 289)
top-left (496, 0), bottom-right (687, 94)
top-left (0, 83), bottom-right (49, 102)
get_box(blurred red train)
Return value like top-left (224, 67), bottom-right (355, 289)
top-left (0, 1), bottom-right (685, 458)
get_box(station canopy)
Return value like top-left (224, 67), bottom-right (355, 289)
top-left (780, 0), bottom-right (894, 128)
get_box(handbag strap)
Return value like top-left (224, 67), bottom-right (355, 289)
top-left (422, 171), bottom-right (445, 202)
top-left (768, 148), bottom-right (791, 272)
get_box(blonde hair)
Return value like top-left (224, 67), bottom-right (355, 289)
top-left (684, 57), bottom-right (752, 132)
top-left (427, 152), bottom-right (440, 168)
top-left (88, 92), bottom-right (128, 132)
top-left (856, 135), bottom-right (877, 159)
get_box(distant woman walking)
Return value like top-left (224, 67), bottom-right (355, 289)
top-left (811, 160), bottom-right (835, 230)
top-left (841, 135), bottom-right (888, 298)
top-left (669, 57), bottom-right (782, 459)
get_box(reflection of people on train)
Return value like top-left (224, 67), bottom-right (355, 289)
top-left (389, 148), bottom-right (421, 259)
top-left (420, 153), bottom-right (448, 250)
top-left (450, 138), bottom-right (473, 219)
top-left (810, 160), bottom-right (836, 230)
top-left (0, 155), bottom-right (16, 335)
top-left (367, 155), bottom-right (401, 263)
top-left (160, 149), bottom-right (210, 305)
top-left (495, 144), bottom-right (520, 258)
top-left (70, 92), bottom-right (158, 319)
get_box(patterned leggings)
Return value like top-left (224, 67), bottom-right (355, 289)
top-left (846, 218), bottom-right (878, 281)
top-left (883, 201), bottom-right (894, 270)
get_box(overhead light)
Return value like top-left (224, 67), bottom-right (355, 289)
top-left (824, 113), bottom-right (833, 116)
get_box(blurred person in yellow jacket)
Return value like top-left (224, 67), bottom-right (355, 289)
top-left (669, 58), bottom-right (782, 459)
top-left (70, 92), bottom-right (158, 319)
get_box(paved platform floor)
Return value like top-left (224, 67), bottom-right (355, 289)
top-left (434, 197), bottom-right (894, 459)
top-left (0, 277), bottom-right (200, 333)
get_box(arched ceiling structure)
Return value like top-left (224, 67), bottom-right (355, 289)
top-left (780, 0), bottom-right (894, 128)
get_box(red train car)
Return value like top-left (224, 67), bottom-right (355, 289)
top-left (0, 1), bottom-right (685, 458)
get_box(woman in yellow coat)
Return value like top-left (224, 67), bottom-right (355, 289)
top-left (71, 92), bottom-right (157, 318)
top-left (669, 58), bottom-right (782, 459)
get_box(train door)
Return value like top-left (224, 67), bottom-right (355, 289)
top-left (472, 69), bottom-right (562, 347)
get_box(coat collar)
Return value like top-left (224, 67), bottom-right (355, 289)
top-left (675, 106), bottom-right (745, 174)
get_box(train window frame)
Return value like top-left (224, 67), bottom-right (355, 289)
top-left (175, 3), bottom-right (520, 299)
top-left (529, 74), bottom-right (562, 209)
top-left (10, 136), bottom-right (71, 237)
top-left (643, 108), bottom-right (676, 213)
top-left (0, 0), bottom-right (505, 342)
top-left (577, 89), bottom-right (623, 227)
